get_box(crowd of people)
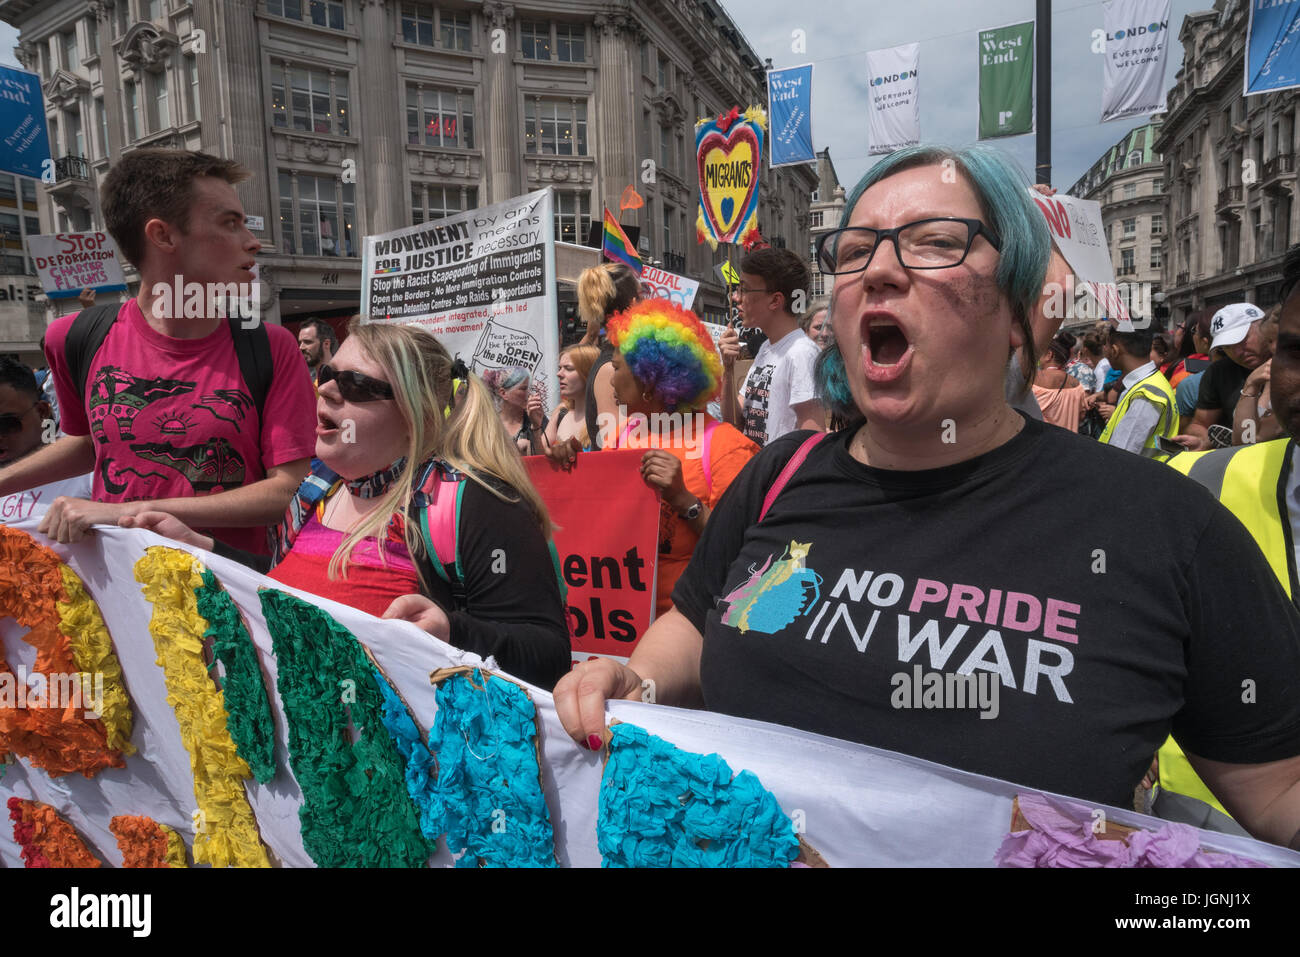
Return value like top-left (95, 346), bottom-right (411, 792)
top-left (2, 145), bottom-right (1300, 856)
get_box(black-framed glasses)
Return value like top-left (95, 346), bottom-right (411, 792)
top-left (0, 401), bottom-right (38, 436)
top-left (317, 364), bottom-right (395, 402)
top-left (815, 218), bottom-right (1002, 275)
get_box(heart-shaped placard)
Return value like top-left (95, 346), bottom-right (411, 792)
top-left (696, 120), bottom-right (763, 244)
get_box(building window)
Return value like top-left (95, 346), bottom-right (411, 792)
top-left (1123, 182), bottom-right (1136, 199)
top-left (1150, 247), bottom-right (1162, 270)
top-left (657, 57), bottom-right (666, 89)
top-left (143, 0), bottom-right (163, 20)
top-left (62, 29), bottom-right (78, 71)
top-left (20, 178), bottom-right (35, 205)
top-left (405, 87), bottom-right (474, 148)
top-left (272, 64), bottom-right (350, 135)
top-left (411, 184), bottom-right (478, 225)
top-left (150, 70), bottom-right (169, 130)
top-left (85, 19), bottom-right (98, 57)
top-left (1120, 248), bottom-right (1134, 273)
top-left (659, 126), bottom-right (671, 172)
top-left (555, 24), bottom-right (585, 62)
top-left (521, 21), bottom-right (551, 60)
top-left (809, 210), bottom-right (823, 229)
top-left (66, 109), bottom-right (84, 156)
top-left (401, 3), bottom-right (435, 45)
top-left (525, 99), bottom-right (587, 156)
top-left (810, 271), bottom-right (825, 297)
top-left (1127, 149), bottom-right (1142, 167)
top-left (1122, 217), bottom-right (1136, 237)
top-left (184, 55), bottom-right (200, 122)
top-left (125, 80), bottom-right (141, 141)
top-left (553, 191), bottom-right (590, 245)
top-left (1151, 213), bottom-right (1163, 235)
top-left (279, 171), bottom-right (357, 256)
top-left (641, 42), bottom-right (650, 76)
top-left (441, 11), bottom-right (470, 50)
top-left (96, 97), bottom-right (108, 155)
top-left (116, 2), bottom-right (129, 37)
top-left (267, 0), bottom-right (345, 30)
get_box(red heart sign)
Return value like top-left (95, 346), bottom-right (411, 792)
top-left (697, 124), bottom-right (761, 244)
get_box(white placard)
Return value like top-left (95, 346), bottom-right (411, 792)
top-left (24, 232), bottom-right (129, 300)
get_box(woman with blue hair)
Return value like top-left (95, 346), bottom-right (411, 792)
top-left (483, 366), bottom-right (546, 456)
top-left (553, 144), bottom-right (1300, 852)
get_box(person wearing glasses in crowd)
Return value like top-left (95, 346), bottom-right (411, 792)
top-left (123, 320), bottom-right (571, 690)
top-left (718, 247), bottom-right (825, 447)
top-left (0, 356), bottom-right (52, 466)
top-left (553, 144), bottom-right (1300, 850)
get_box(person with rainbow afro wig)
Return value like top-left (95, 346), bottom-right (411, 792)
top-left (603, 299), bottom-right (758, 617)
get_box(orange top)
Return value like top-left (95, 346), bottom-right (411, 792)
top-left (1032, 382), bottom-right (1088, 433)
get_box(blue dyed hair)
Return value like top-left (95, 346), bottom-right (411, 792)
top-left (500, 367), bottom-right (530, 390)
top-left (816, 144), bottom-right (1051, 422)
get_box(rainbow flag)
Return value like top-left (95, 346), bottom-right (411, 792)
top-left (602, 209), bottom-right (642, 275)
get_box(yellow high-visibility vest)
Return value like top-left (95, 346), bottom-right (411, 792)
top-left (1099, 368), bottom-right (1179, 461)
top-left (1160, 438), bottom-right (1297, 815)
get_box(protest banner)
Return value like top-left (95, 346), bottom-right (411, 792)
top-left (695, 106), bottom-right (767, 250)
top-left (361, 188), bottom-right (559, 402)
top-left (0, 65), bottom-right (52, 180)
top-left (640, 265), bottom-right (700, 309)
top-left (0, 500), bottom-right (1295, 869)
top-left (1028, 189), bottom-right (1133, 324)
top-left (25, 232), bottom-right (130, 300)
top-left (1100, 0), bottom-right (1171, 122)
top-left (1246, 0), bottom-right (1300, 95)
top-left (767, 64), bottom-right (816, 168)
top-left (2, 496), bottom-right (1289, 868)
top-left (978, 21), bottom-right (1034, 139)
top-left (525, 450), bottom-right (659, 664)
top-left (866, 43), bottom-right (920, 155)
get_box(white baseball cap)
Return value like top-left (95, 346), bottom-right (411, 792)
top-left (1209, 302), bottom-right (1265, 352)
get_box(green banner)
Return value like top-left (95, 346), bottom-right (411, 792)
top-left (978, 21), bottom-right (1034, 139)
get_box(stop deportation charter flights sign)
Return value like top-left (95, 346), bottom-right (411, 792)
top-left (25, 232), bottom-right (129, 299)
top-left (361, 188), bottom-right (559, 403)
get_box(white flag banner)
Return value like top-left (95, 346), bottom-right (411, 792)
top-left (866, 43), bottom-right (921, 155)
top-left (1101, 0), bottom-right (1172, 122)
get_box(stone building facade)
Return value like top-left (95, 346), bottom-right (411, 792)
top-left (806, 147), bottom-right (843, 307)
top-left (1, 0), bottom-right (816, 349)
top-left (1068, 119), bottom-right (1166, 332)
top-left (1154, 0), bottom-right (1298, 324)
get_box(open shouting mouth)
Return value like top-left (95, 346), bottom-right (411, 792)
top-left (862, 315), bottom-right (915, 383)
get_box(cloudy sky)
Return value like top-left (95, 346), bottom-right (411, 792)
top-left (1, 0), bottom-right (1214, 192)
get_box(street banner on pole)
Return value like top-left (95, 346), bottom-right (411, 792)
top-left (767, 65), bottom-right (816, 168)
top-left (0, 65), bottom-right (52, 180)
top-left (978, 21), bottom-right (1035, 139)
top-left (1101, 0), bottom-right (1172, 121)
top-left (1246, 0), bottom-right (1300, 95)
top-left (866, 43), bottom-right (920, 155)
top-left (361, 188), bottom-right (559, 404)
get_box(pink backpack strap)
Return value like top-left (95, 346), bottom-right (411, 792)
top-left (699, 417), bottom-right (720, 493)
top-left (759, 432), bottom-right (828, 522)
top-left (422, 474), bottom-right (464, 577)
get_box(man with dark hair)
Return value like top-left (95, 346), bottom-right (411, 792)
top-left (1098, 324), bottom-right (1179, 459)
top-left (718, 247), bottom-right (823, 446)
top-left (297, 318), bottom-right (337, 382)
top-left (1155, 245), bottom-right (1300, 832)
top-left (0, 148), bottom-right (316, 551)
top-left (0, 356), bottom-right (51, 466)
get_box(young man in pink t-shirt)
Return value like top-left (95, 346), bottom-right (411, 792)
top-left (0, 149), bottom-right (315, 553)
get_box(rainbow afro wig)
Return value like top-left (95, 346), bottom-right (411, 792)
top-left (606, 299), bottom-right (723, 412)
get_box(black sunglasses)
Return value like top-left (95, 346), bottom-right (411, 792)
top-left (317, 364), bottom-right (395, 402)
top-left (0, 401), bottom-right (38, 436)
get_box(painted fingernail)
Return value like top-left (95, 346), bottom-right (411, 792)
top-left (586, 734), bottom-right (602, 751)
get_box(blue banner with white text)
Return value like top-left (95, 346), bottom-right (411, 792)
top-left (0, 65), bottom-right (52, 180)
top-left (767, 65), bottom-right (815, 168)
top-left (1247, 0), bottom-right (1300, 95)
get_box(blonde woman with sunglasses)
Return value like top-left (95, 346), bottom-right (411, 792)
top-left (122, 318), bottom-right (570, 689)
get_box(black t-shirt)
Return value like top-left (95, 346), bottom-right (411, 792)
top-left (1195, 357), bottom-right (1250, 423)
top-left (584, 340), bottom-right (615, 450)
top-left (672, 418), bottom-right (1300, 807)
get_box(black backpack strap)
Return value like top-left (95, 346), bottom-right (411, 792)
top-left (227, 317), bottom-right (273, 420)
top-left (64, 304), bottom-right (122, 407)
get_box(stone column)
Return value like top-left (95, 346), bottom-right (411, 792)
top-left (357, 0), bottom-right (404, 233)
top-left (593, 13), bottom-right (636, 213)
top-left (215, 0), bottom-right (273, 229)
top-left (89, 1), bottom-right (124, 162)
top-left (483, 1), bottom-right (519, 203)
